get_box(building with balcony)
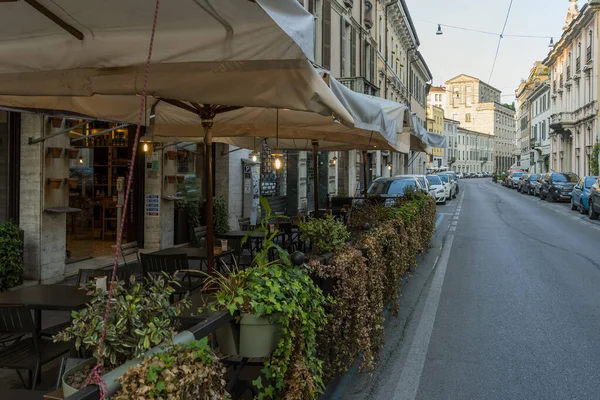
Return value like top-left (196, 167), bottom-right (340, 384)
top-left (544, 0), bottom-right (600, 175)
top-left (529, 81), bottom-right (552, 174)
top-left (439, 74), bottom-right (516, 171)
top-left (453, 127), bottom-right (496, 174)
top-left (514, 62), bottom-right (549, 171)
top-left (427, 105), bottom-right (445, 168)
top-left (444, 118), bottom-right (460, 170)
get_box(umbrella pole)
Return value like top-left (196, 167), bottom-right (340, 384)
top-left (312, 140), bottom-right (319, 218)
top-left (362, 150), bottom-right (368, 197)
top-left (202, 117), bottom-right (215, 275)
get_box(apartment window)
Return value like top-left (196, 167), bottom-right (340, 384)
top-left (465, 113), bottom-right (471, 122)
top-left (378, 16), bottom-right (383, 52)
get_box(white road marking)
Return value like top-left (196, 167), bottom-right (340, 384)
top-left (392, 233), bottom-right (455, 400)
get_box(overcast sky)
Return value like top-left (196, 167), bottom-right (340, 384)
top-left (405, 0), bottom-right (579, 103)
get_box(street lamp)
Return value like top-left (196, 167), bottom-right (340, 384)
top-left (436, 24), bottom-right (443, 35)
top-left (549, 37), bottom-right (554, 48)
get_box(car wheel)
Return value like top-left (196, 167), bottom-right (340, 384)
top-left (571, 199), bottom-right (578, 210)
top-left (540, 192), bottom-right (545, 200)
top-left (441, 197), bottom-right (447, 205)
top-left (590, 201), bottom-right (599, 220)
top-left (452, 192), bottom-right (457, 199)
top-left (547, 194), bottom-right (554, 202)
top-left (580, 200), bottom-right (586, 215)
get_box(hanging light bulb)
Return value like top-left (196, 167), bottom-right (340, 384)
top-left (331, 156), bottom-right (338, 166)
top-left (436, 24), bottom-right (443, 35)
top-left (548, 37), bottom-right (554, 48)
top-left (249, 150), bottom-right (259, 162)
top-left (78, 155), bottom-right (84, 164)
top-left (387, 163), bottom-right (392, 171)
top-left (272, 148), bottom-right (284, 170)
top-left (139, 135), bottom-right (153, 153)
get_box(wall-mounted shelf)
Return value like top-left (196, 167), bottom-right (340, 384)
top-left (44, 207), bottom-right (82, 214)
top-left (162, 195), bottom-right (183, 201)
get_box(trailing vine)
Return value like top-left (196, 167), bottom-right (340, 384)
top-left (591, 142), bottom-right (600, 176)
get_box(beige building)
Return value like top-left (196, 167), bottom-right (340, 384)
top-left (428, 86), bottom-right (447, 109)
top-left (544, 0), bottom-right (600, 176)
top-left (441, 74), bottom-right (516, 171)
top-left (427, 105), bottom-right (445, 168)
top-left (454, 127), bottom-right (496, 174)
top-left (514, 62), bottom-right (549, 171)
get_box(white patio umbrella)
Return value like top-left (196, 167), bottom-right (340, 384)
top-left (0, 0), bottom-right (365, 274)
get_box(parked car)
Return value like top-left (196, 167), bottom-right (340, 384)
top-left (521, 173), bottom-right (539, 195)
top-left (401, 175), bottom-right (431, 198)
top-left (571, 176), bottom-right (598, 214)
top-left (589, 177), bottom-right (600, 220)
top-left (443, 171), bottom-right (459, 194)
top-left (507, 172), bottom-right (524, 189)
top-left (437, 173), bottom-right (457, 199)
top-left (534, 173), bottom-right (549, 196)
top-left (367, 176), bottom-right (426, 206)
top-left (539, 172), bottom-right (579, 202)
top-left (516, 173), bottom-right (529, 192)
top-left (426, 174), bottom-right (449, 204)
top-left (456, 172), bottom-right (464, 179)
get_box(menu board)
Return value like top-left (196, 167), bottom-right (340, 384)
top-left (145, 194), bottom-right (160, 217)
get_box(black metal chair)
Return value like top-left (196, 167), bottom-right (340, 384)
top-left (0, 306), bottom-right (71, 390)
top-left (237, 218), bottom-right (254, 231)
top-left (119, 241), bottom-right (143, 275)
top-left (140, 253), bottom-right (201, 300)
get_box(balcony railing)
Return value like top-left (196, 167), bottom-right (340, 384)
top-left (553, 81), bottom-right (557, 93)
top-left (338, 76), bottom-right (380, 97)
top-left (576, 57), bottom-right (581, 72)
top-left (559, 75), bottom-right (563, 87)
top-left (587, 46), bottom-right (592, 62)
top-left (567, 66), bottom-right (571, 79)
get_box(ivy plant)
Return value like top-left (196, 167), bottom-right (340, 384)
top-left (0, 220), bottom-right (23, 292)
top-left (298, 214), bottom-right (350, 254)
top-left (590, 142), bottom-right (600, 176)
top-left (205, 196), bottom-right (328, 399)
top-left (113, 338), bottom-right (230, 400)
top-left (54, 274), bottom-right (190, 370)
top-left (213, 196), bottom-right (230, 234)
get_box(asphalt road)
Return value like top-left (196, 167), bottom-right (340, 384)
top-left (330, 178), bottom-right (600, 400)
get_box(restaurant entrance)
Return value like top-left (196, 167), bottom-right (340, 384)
top-left (65, 123), bottom-right (143, 263)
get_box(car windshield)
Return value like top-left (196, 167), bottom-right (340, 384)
top-left (584, 177), bottom-right (597, 189)
top-left (438, 174), bottom-right (449, 183)
top-left (552, 173), bottom-right (578, 183)
top-left (427, 175), bottom-right (442, 185)
top-left (529, 174), bottom-right (538, 181)
top-left (416, 177), bottom-right (427, 188)
top-left (367, 179), bottom-right (416, 195)
top-left (512, 172), bottom-right (523, 178)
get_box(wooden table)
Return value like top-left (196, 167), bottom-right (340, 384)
top-left (149, 247), bottom-right (233, 261)
top-left (0, 284), bottom-right (89, 311)
top-left (216, 231), bottom-right (265, 239)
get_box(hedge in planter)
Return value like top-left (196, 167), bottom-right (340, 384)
top-left (113, 338), bottom-right (229, 400)
top-left (0, 220), bottom-right (23, 292)
top-left (298, 214), bottom-right (349, 254)
top-left (54, 274), bottom-right (190, 370)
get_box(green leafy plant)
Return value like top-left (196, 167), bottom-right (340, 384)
top-left (213, 196), bottom-right (230, 234)
top-left (0, 220), bottom-right (23, 292)
top-left (207, 196), bottom-right (328, 399)
top-left (298, 214), bottom-right (350, 254)
top-left (113, 338), bottom-right (229, 400)
top-left (176, 199), bottom-right (202, 247)
top-left (55, 274), bottom-right (190, 370)
top-left (590, 142), bottom-right (600, 176)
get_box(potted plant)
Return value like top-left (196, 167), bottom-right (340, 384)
top-left (66, 177), bottom-right (78, 189)
top-left (298, 214), bottom-right (350, 255)
top-left (177, 150), bottom-right (187, 160)
top-left (166, 150), bottom-right (177, 160)
top-left (213, 196), bottom-right (230, 234)
top-left (166, 175), bottom-right (176, 184)
top-left (66, 148), bottom-right (80, 159)
top-left (54, 274), bottom-right (190, 395)
top-left (47, 177), bottom-right (62, 189)
top-left (48, 147), bottom-right (63, 158)
top-left (177, 175), bottom-right (185, 184)
top-left (206, 197), bottom-right (328, 399)
top-left (113, 338), bottom-right (228, 399)
top-left (0, 220), bottom-right (23, 292)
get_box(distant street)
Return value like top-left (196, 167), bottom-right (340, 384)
top-left (331, 178), bottom-right (600, 400)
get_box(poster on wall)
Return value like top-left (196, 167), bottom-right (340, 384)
top-left (145, 194), bottom-right (160, 217)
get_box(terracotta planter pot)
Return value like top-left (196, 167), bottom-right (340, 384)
top-left (66, 177), bottom-right (78, 189)
top-left (166, 151), bottom-right (177, 160)
top-left (177, 175), bottom-right (185, 184)
top-left (166, 175), bottom-right (176, 184)
top-left (47, 178), bottom-right (62, 189)
top-left (50, 118), bottom-right (62, 128)
top-left (177, 151), bottom-right (187, 160)
top-left (66, 148), bottom-right (80, 159)
top-left (48, 147), bottom-right (63, 158)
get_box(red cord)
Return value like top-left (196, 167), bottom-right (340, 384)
top-left (84, 0), bottom-right (161, 397)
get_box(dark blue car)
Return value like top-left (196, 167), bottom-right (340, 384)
top-left (571, 176), bottom-right (598, 213)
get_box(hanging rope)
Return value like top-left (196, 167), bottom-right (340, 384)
top-left (84, 0), bottom-right (161, 397)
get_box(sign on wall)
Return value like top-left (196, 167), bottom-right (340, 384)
top-left (145, 193), bottom-right (160, 217)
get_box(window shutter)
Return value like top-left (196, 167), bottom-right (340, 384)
top-left (308, 0), bottom-right (313, 14)
top-left (350, 27), bottom-right (356, 77)
top-left (322, 0), bottom-right (331, 70)
top-left (340, 17), bottom-right (346, 75)
top-left (370, 45), bottom-right (375, 83)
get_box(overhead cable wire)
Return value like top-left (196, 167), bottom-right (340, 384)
top-left (488, 0), bottom-right (514, 84)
